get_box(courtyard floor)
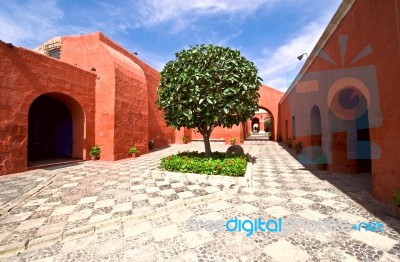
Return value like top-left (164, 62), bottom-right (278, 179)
top-left (0, 141), bottom-right (399, 261)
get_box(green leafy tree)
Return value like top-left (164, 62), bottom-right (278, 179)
top-left (157, 44), bottom-right (262, 157)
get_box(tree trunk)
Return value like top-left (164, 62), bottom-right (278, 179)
top-left (203, 133), bottom-right (212, 157)
top-left (199, 126), bottom-right (213, 157)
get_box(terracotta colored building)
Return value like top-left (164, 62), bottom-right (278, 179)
top-left (33, 32), bottom-right (176, 161)
top-left (1, 0), bottom-right (399, 206)
top-left (0, 32), bottom-right (282, 176)
top-left (0, 32), bottom-right (177, 175)
top-left (0, 39), bottom-right (96, 175)
top-left (278, 0), bottom-right (400, 204)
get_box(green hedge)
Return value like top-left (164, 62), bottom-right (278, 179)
top-left (160, 151), bottom-right (248, 177)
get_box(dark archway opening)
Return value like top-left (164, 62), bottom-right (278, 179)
top-left (251, 117), bottom-right (260, 133)
top-left (357, 110), bottom-right (372, 173)
top-left (310, 105), bottom-right (322, 161)
top-left (333, 86), bottom-right (372, 174)
top-left (28, 95), bottom-right (73, 165)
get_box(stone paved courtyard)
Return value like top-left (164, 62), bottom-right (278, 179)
top-left (0, 141), bottom-right (399, 261)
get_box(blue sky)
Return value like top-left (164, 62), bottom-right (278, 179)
top-left (0, 0), bottom-right (342, 92)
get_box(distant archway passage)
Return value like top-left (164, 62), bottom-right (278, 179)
top-left (251, 117), bottom-right (260, 132)
top-left (248, 106), bottom-right (275, 139)
top-left (28, 94), bottom-right (85, 166)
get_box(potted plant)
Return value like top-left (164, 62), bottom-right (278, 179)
top-left (182, 136), bottom-right (188, 144)
top-left (294, 142), bottom-right (302, 154)
top-left (89, 145), bottom-right (101, 160)
top-left (148, 140), bottom-right (155, 150)
top-left (392, 188), bottom-right (400, 208)
top-left (230, 137), bottom-right (236, 145)
top-left (316, 153), bottom-right (328, 170)
top-left (129, 147), bottom-right (139, 158)
top-left (286, 138), bottom-right (292, 148)
top-left (277, 135), bottom-right (283, 142)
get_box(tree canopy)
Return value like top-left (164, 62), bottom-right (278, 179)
top-left (157, 44), bottom-right (262, 156)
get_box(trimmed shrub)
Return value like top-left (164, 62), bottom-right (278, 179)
top-left (160, 151), bottom-right (249, 177)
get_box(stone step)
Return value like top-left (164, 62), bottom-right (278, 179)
top-left (243, 140), bottom-right (272, 145)
top-left (190, 139), bottom-right (225, 143)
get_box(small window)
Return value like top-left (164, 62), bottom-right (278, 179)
top-left (285, 120), bottom-right (288, 140)
top-left (48, 49), bottom-right (60, 59)
top-left (44, 42), bottom-right (61, 59)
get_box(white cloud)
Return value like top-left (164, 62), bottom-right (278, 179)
top-left (216, 31), bottom-right (242, 47)
top-left (132, 0), bottom-right (277, 30)
top-left (254, 6), bottom-right (340, 92)
top-left (138, 50), bottom-right (169, 71)
top-left (138, 30), bottom-right (244, 70)
top-left (0, 0), bottom-right (342, 91)
top-left (0, 0), bottom-right (63, 46)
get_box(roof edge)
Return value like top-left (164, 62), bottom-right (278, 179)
top-left (279, 0), bottom-right (355, 103)
top-left (261, 84), bottom-right (285, 95)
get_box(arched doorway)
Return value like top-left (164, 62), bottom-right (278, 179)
top-left (310, 105), bottom-right (322, 161)
top-left (251, 106), bottom-right (275, 139)
top-left (328, 85), bottom-right (372, 174)
top-left (251, 117), bottom-right (260, 133)
top-left (245, 106), bottom-right (275, 140)
top-left (351, 89), bottom-right (371, 173)
top-left (28, 93), bottom-right (85, 166)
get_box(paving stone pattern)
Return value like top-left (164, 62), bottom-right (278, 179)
top-left (0, 142), bottom-right (399, 261)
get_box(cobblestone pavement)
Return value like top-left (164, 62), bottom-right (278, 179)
top-left (0, 141), bottom-right (399, 261)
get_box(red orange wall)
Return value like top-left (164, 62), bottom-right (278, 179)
top-left (278, 97), bottom-right (290, 142)
top-left (61, 33), bottom-right (119, 160)
top-left (113, 65), bottom-right (148, 159)
top-left (258, 85), bottom-right (283, 141)
top-left (278, 1), bottom-right (400, 203)
top-left (97, 34), bottom-right (175, 149)
top-left (0, 41), bottom-right (96, 175)
top-left (133, 56), bottom-right (175, 148)
top-left (60, 32), bottom-right (174, 160)
top-left (191, 84), bottom-right (283, 144)
top-left (175, 128), bottom-right (192, 144)
top-left (191, 124), bottom-right (242, 145)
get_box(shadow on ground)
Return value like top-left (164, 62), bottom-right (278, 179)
top-left (28, 158), bottom-right (84, 170)
top-left (148, 145), bottom-right (171, 153)
top-left (278, 142), bottom-right (400, 235)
